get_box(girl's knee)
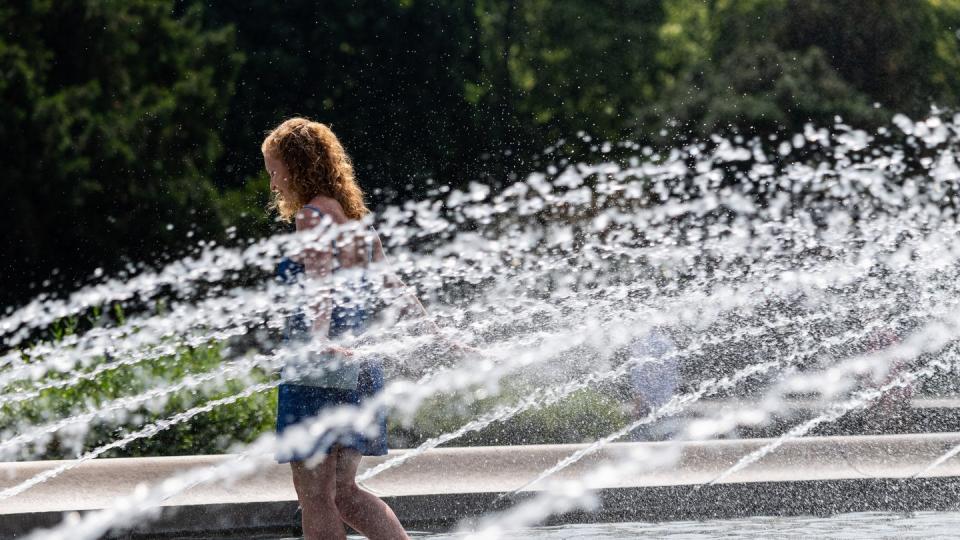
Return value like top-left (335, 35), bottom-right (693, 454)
top-left (291, 461), bottom-right (337, 504)
top-left (334, 481), bottom-right (361, 510)
top-left (297, 480), bottom-right (337, 509)
top-left (303, 491), bottom-right (338, 513)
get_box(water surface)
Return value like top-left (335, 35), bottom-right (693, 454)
top-left (355, 511), bottom-right (960, 539)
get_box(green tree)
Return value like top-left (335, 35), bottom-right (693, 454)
top-left (10, 0), bottom-right (960, 311)
top-left (645, 42), bottom-right (882, 139)
top-left (471, 0), bottom-right (665, 165)
top-left (642, 0), bottom-right (960, 141)
top-left (0, 0), bottom-right (241, 308)
top-left (779, 0), bottom-right (960, 115)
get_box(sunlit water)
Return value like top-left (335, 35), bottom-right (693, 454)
top-left (363, 511), bottom-right (960, 539)
top-left (433, 511), bottom-right (960, 539)
top-left (4, 114), bottom-right (960, 538)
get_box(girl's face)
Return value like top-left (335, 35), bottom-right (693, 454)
top-left (263, 151), bottom-right (293, 201)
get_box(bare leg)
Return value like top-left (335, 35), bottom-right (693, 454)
top-left (334, 447), bottom-right (410, 539)
top-left (291, 456), bottom-right (345, 540)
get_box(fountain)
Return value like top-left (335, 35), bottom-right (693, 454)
top-left (3, 113), bottom-right (960, 538)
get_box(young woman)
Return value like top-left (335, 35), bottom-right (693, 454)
top-left (262, 117), bottom-right (413, 540)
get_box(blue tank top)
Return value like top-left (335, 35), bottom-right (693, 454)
top-left (276, 205), bottom-right (375, 341)
top-left (276, 206), bottom-right (379, 388)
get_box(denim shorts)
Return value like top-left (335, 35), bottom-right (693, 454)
top-left (275, 360), bottom-right (388, 463)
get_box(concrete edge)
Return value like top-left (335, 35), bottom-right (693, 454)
top-left (3, 433), bottom-right (960, 538)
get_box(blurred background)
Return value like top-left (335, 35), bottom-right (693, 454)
top-left (5, 0), bottom-right (960, 464)
top-left (5, 0), bottom-right (960, 310)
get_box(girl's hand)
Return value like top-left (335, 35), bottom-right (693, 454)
top-left (429, 324), bottom-right (478, 354)
top-left (324, 345), bottom-right (354, 357)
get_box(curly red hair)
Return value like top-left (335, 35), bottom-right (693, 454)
top-left (261, 117), bottom-right (369, 221)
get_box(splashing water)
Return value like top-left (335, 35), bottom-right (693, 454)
top-left (6, 114), bottom-right (960, 538)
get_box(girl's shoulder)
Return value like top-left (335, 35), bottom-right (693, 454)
top-left (296, 197), bottom-right (349, 230)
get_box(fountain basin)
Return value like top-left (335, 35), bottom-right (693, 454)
top-left (2, 433), bottom-right (960, 537)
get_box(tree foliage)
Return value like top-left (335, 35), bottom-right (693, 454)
top-left (5, 0), bottom-right (960, 306)
top-left (642, 0), bottom-right (960, 140)
top-left (1, 1), bottom-right (241, 305)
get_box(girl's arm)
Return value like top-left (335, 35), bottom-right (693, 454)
top-left (369, 232), bottom-right (440, 332)
top-left (370, 231), bottom-right (480, 357)
top-left (295, 210), bottom-right (335, 337)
